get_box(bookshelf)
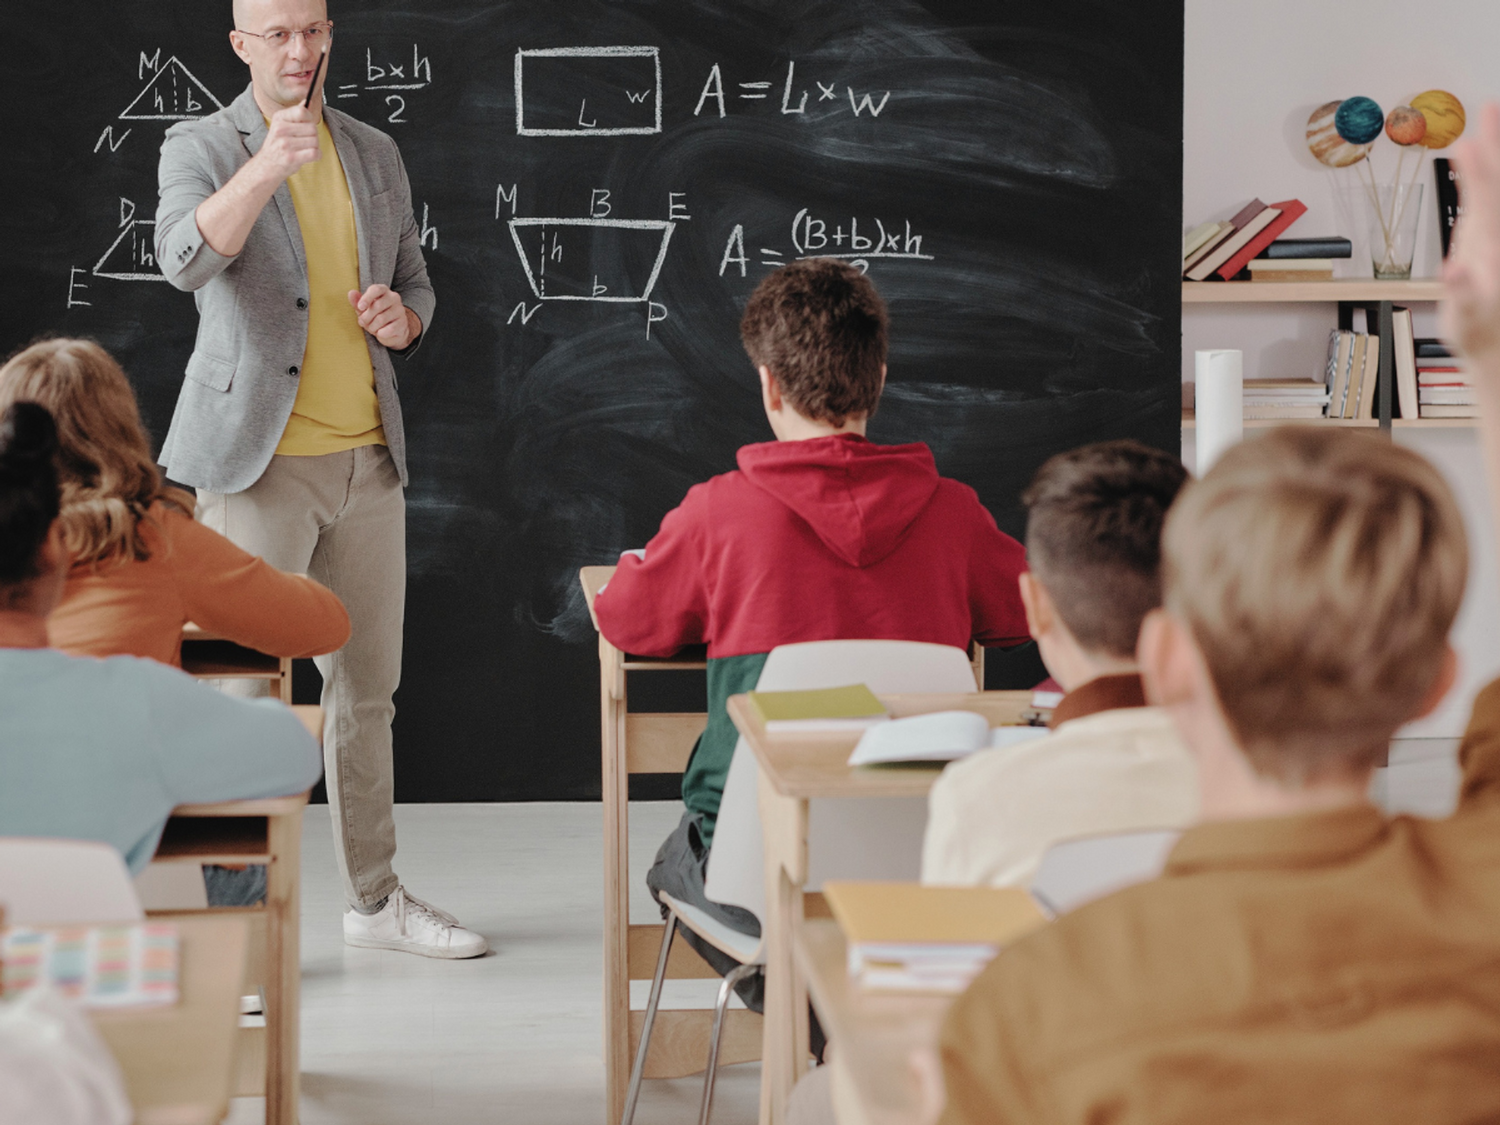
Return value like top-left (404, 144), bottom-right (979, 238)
top-left (1181, 280), bottom-right (1455, 431)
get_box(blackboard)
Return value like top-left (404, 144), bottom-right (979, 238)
top-left (2, 0), bottom-right (1183, 801)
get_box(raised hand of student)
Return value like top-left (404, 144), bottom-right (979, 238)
top-left (1443, 103), bottom-right (1500, 366)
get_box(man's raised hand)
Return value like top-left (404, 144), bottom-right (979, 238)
top-left (256, 105), bottom-right (321, 182)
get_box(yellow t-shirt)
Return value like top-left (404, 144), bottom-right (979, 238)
top-left (275, 118), bottom-right (385, 456)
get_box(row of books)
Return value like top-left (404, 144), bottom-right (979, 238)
top-left (1386, 310), bottom-right (1472, 419)
top-left (1182, 196), bottom-right (1326, 280)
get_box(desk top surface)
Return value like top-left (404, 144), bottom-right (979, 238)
top-left (797, 918), bottom-right (952, 1125)
top-left (87, 914), bottom-right (250, 1125)
top-left (727, 691), bottom-right (1033, 799)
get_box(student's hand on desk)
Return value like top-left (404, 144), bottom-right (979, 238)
top-left (1443, 103), bottom-right (1500, 366)
top-left (348, 285), bottom-right (420, 350)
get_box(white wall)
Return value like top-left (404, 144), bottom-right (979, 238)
top-left (1184, 0), bottom-right (1500, 736)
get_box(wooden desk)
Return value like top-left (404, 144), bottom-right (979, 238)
top-left (181, 623), bottom-right (293, 704)
top-left (727, 690), bottom-right (1031, 1125)
top-left (147, 704), bottom-right (318, 1125)
top-left (795, 918), bottom-right (951, 1125)
top-left (87, 914), bottom-right (252, 1125)
top-left (581, 566), bottom-right (749, 1125)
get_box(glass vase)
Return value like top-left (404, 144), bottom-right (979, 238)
top-left (1364, 183), bottom-right (1423, 280)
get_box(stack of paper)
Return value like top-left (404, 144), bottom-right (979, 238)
top-left (1, 923), bottom-right (180, 1009)
top-left (1242, 377), bottom-right (1330, 420)
top-left (824, 881), bottom-right (1048, 992)
top-left (848, 711), bottom-right (1047, 766)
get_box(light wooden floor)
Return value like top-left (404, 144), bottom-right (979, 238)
top-left (225, 800), bottom-right (758, 1125)
top-left (223, 742), bottom-right (1460, 1124)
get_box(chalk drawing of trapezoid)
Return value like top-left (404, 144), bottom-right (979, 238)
top-left (507, 218), bottom-right (674, 302)
top-left (120, 57), bottom-right (225, 121)
top-left (94, 220), bottom-right (165, 281)
top-left (514, 46), bottom-right (662, 136)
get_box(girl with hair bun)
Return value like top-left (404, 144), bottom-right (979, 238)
top-left (0, 401), bottom-right (322, 874)
top-left (0, 339), bottom-right (349, 666)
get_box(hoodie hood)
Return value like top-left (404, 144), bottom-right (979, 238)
top-left (736, 434), bottom-right (941, 567)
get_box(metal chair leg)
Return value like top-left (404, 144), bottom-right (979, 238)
top-left (621, 916), bottom-right (678, 1125)
top-left (697, 961), bottom-right (762, 1125)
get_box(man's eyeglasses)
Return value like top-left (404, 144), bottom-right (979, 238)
top-left (237, 22), bottom-right (334, 49)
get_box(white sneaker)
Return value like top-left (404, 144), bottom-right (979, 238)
top-left (343, 886), bottom-right (489, 959)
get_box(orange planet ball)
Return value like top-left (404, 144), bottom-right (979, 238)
top-left (1386, 105), bottom-right (1427, 146)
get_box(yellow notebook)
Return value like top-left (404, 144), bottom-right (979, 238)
top-left (824, 881), bottom-right (1049, 992)
top-left (745, 684), bottom-right (888, 731)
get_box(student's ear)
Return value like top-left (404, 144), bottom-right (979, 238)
top-left (1018, 571), bottom-right (1052, 642)
top-left (878, 363), bottom-right (888, 394)
top-left (1413, 643), bottom-right (1460, 720)
top-left (758, 365), bottom-right (783, 415)
top-left (1138, 607), bottom-right (1196, 709)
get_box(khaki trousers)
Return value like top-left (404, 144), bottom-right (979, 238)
top-left (197, 445), bottom-right (404, 911)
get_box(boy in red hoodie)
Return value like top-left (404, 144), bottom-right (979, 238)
top-left (596, 259), bottom-right (1028, 980)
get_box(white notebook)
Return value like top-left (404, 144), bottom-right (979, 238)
top-left (848, 710), bottom-right (1048, 766)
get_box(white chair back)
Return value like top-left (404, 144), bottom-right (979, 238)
top-left (704, 639), bottom-right (979, 922)
top-left (1028, 828), bottom-right (1181, 918)
top-left (0, 839), bottom-right (145, 925)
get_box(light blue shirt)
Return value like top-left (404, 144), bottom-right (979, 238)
top-left (0, 648), bottom-right (323, 873)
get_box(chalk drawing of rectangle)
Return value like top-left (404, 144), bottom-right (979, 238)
top-left (514, 46), bottom-right (662, 136)
top-left (507, 218), bottom-right (675, 302)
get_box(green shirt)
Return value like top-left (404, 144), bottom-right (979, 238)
top-left (683, 652), bottom-right (769, 849)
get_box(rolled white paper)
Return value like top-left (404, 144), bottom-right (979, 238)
top-left (1195, 349), bottom-right (1243, 473)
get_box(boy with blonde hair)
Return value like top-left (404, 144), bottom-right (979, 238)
top-left (936, 418), bottom-right (1500, 1123)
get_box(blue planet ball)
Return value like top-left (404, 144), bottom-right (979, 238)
top-left (1335, 97), bottom-right (1384, 145)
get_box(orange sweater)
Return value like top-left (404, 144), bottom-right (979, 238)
top-left (48, 501), bottom-right (351, 667)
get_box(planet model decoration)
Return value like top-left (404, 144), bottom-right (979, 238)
top-left (1335, 96), bottom-right (1385, 145)
top-left (1385, 105), bottom-right (1427, 146)
top-left (1306, 100), bottom-right (1372, 167)
top-left (1411, 89), bottom-right (1467, 149)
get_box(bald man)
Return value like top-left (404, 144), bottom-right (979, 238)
top-left (154, 0), bottom-right (484, 958)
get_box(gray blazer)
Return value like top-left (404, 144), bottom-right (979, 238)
top-left (155, 86), bottom-right (435, 493)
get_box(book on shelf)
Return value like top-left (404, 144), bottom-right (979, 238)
top-left (1211, 198), bottom-right (1308, 281)
top-left (1420, 390), bottom-right (1479, 405)
top-left (1419, 369), bottom-right (1467, 385)
top-left (1342, 334), bottom-right (1368, 419)
top-left (1325, 330), bottom-right (1354, 419)
top-left (1260, 237), bottom-right (1352, 259)
top-left (1186, 202), bottom-right (1281, 281)
top-left (1, 923), bottom-right (180, 1009)
top-left (1183, 200), bottom-right (1265, 275)
top-left (745, 684), bottom-right (888, 731)
top-left (1247, 258), bottom-right (1334, 272)
top-left (1415, 338), bottom-right (1454, 359)
top-left (1183, 220), bottom-right (1231, 262)
top-left (1243, 377), bottom-right (1330, 419)
top-left (1436, 158), bottom-right (1461, 259)
top-left (847, 711), bottom-right (1047, 767)
top-left (824, 881), bottom-right (1049, 993)
top-left (1393, 307), bottom-right (1419, 420)
top-left (1356, 332), bottom-right (1380, 420)
top-left (1420, 404), bottom-right (1479, 418)
top-left (1244, 267), bottom-right (1334, 282)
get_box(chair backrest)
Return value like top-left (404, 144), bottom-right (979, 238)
top-left (0, 839), bottom-right (145, 925)
top-left (705, 640), bottom-right (979, 919)
top-left (1028, 829), bottom-right (1182, 918)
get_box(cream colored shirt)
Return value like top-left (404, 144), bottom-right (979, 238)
top-left (276, 117), bottom-right (385, 455)
top-left (921, 705), bottom-right (1199, 889)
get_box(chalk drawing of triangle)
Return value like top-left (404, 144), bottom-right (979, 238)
top-left (94, 219), bottom-right (166, 281)
top-left (120, 58), bottom-right (225, 121)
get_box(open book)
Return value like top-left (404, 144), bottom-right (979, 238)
top-left (848, 710), bottom-right (1048, 766)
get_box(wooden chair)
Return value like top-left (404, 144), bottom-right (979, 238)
top-left (145, 702), bottom-right (319, 1125)
top-left (581, 566), bottom-right (758, 1125)
top-left (580, 567), bottom-right (990, 1124)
